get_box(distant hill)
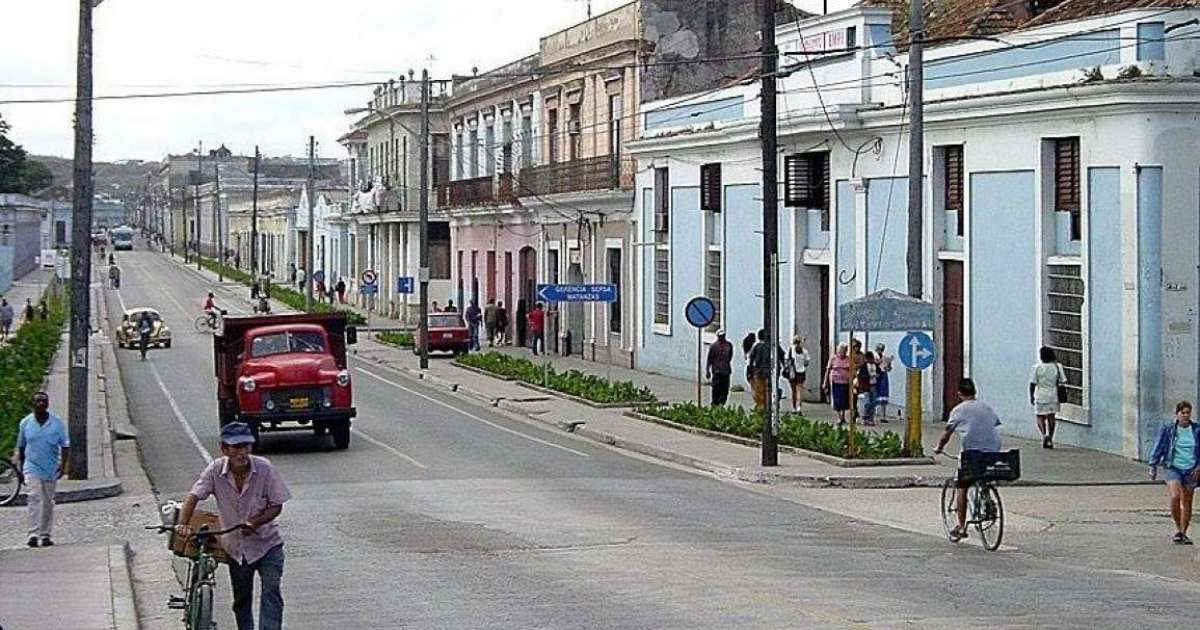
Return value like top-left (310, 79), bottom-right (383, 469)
top-left (31, 155), bottom-right (158, 205)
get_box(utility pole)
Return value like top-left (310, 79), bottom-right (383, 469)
top-left (195, 141), bottom-right (203, 269)
top-left (306, 136), bottom-right (316, 309)
top-left (251, 146), bottom-right (260, 278)
top-left (759, 0), bottom-right (779, 467)
top-left (67, 0), bottom-right (94, 480)
top-left (418, 69), bottom-right (431, 370)
top-left (905, 0), bottom-right (926, 457)
top-left (214, 162), bottom-right (223, 281)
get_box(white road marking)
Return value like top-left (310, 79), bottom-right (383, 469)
top-left (116, 289), bottom-right (128, 313)
top-left (149, 360), bottom-right (213, 463)
top-left (355, 367), bottom-right (589, 458)
top-left (353, 428), bottom-right (428, 469)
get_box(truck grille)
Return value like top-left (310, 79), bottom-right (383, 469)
top-left (268, 387), bottom-right (322, 411)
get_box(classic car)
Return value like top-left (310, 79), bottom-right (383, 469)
top-left (414, 312), bottom-right (471, 355)
top-left (116, 307), bottom-right (172, 349)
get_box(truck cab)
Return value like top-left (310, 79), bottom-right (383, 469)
top-left (214, 313), bottom-right (357, 449)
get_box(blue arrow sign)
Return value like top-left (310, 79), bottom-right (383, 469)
top-left (396, 276), bottom-right (414, 294)
top-left (536, 283), bottom-right (618, 303)
top-left (899, 331), bottom-right (937, 370)
top-left (684, 296), bottom-right (716, 329)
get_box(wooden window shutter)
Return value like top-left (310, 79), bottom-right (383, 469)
top-left (700, 163), bottom-right (722, 212)
top-left (784, 152), bottom-right (829, 210)
top-left (944, 145), bottom-right (964, 235)
top-left (1054, 138), bottom-right (1081, 240)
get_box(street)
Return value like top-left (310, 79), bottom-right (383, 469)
top-left (102, 248), bottom-right (1196, 629)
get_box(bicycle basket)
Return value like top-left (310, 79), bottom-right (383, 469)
top-left (961, 449), bottom-right (1021, 483)
top-left (167, 506), bottom-right (231, 564)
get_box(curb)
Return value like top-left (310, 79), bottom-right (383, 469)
top-left (110, 542), bottom-right (139, 630)
top-left (447, 359), bottom-right (649, 408)
top-left (2, 479), bottom-right (125, 506)
top-left (623, 410), bottom-right (936, 468)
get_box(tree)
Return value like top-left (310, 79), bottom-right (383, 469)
top-left (0, 113), bottom-right (54, 194)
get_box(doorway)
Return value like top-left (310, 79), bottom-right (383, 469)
top-left (942, 260), bottom-right (965, 421)
top-left (820, 265), bottom-right (830, 403)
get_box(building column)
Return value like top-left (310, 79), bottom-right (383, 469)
top-left (852, 178), bottom-right (869, 299)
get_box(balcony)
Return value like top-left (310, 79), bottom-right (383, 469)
top-left (518, 156), bottom-right (633, 197)
top-left (442, 173), bottom-right (517, 208)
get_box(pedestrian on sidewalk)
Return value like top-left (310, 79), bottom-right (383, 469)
top-left (515, 299), bottom-right (528, 348)
top-left (335, 278), bottom-right (346, 304)
top-left (874, 343), bottom-right (892, 421)
top-left (288, 263), bottom-right (297, 287)
top-left (176, 422), bottom-right (291, 630)
top-left (296, 267), bottom-right (306, 292)
top-left (1149, 401), bottom-right (1200, 545)
top-left (496, 301), bottom-right (509, 345)
top-left (706, 329), bottom-right (734, 406)
top-left (528, 302), bottom-right (546, 356)
top-left (465, 300), bottom-right (483, 351)
top-left (1029, 346), bottom-right (1067, 449)
top-left (484, 299), bottom-right (499, 346)
top-left (37, 299), bottom-right (48, 320)
top-left (855, 350), bottom-right (880, 426)
top-left (747, 329), bottom-right (784, 414)
top-left (0, 298), bottom-right (13, 340)
top-left (785, 336), bottom-right (811, 412)
top-left (23, 297), bottom-right (35, 323)
top-left (823, 343), bottom-right (852, 425)
top-left (16, 392), bottom-right (70, 548)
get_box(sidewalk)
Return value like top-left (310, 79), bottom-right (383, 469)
top-left (0, 543), bottom-right (137, 630)
top-left (356, 334), bottom-right (1150, 488)
top-left (0, 267), bottom-right (52, 345)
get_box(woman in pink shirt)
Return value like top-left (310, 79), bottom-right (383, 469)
top-left (823, 342), bottom-right (852, 425)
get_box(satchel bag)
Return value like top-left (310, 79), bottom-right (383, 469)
top-left (1055, 363), bottom-right (1069, 404)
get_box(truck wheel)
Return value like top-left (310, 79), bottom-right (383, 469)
top-left (332, 422), bottom-right (351, 450)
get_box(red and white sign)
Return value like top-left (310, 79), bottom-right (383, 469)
top-left (360, 269), bottom-right (378, 286)
top-left (799, 28), bottom-right (848, 55)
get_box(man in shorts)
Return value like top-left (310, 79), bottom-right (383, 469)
top-left (934, 378), bottom-right (1002, 542)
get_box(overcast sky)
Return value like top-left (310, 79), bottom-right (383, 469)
top-left (1, 0), bottom-right (849, 162)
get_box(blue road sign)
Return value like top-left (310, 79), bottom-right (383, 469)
top-left (359, 284), bottom-right (378, 296)
top-left (397, 276), bottom-right (414, 294)
top-left (684, 296), bottom-right (716, 329)
top-left (899, 331), bottom-right (937, 370)
top-left (536, 283), bottom-right (618, 303)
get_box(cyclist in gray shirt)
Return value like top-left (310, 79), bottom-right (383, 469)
top-left (935, 378), bottom-right (1002, 540)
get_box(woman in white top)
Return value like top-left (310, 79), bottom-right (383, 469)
top-left (785, 336), bottom-right (811, 411)
top-left (1029, 346), bottom-right (1067, 449)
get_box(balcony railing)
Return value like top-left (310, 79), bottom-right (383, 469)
top-left (443, 173), bottom-right (517, 208)
top-left (518, 155), bottom-right (633, 197)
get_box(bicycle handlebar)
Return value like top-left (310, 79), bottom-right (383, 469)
top-left (145, 523), bottom-right (242, 539)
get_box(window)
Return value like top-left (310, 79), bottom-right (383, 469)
top-left (521, 115), bottom-right (533, 169)
top-left (54, 220), bottom-right (66, 245)
top-left (607, 247), bottom-right (622, 334)
top-left (454, 132), bottom-right (463, 180)
top-left (428, 222), bottom-right (452, 279)
top-left (547, 109), bottom-right (559, 163)
top-left (485, 124), bottom-right (495, 176)
top-left (1053, 138), bottom-right (1081, 240)
top-left (501, 119), bottom-right (513, 174)
top-left (568, 103), bottom-right (582, 161)
top-left (547, 248), bottom-right (560, 284)
top-left (1046, 263), bottom-right (1084, 405)
top-left (432, 134), bottom-right (451, 189)
top-left (468, 128), bottom-right (479, 178)
top-left (944, 145), bottom-right (964, 236)
top-left (785, 152), bottom-right (831, 229)
top-left (705, 210), bottom-right (722, 332)
top-left (653, 167), bottom-right (670, 241)
top-left (608, 95), bottom-right (622, 157)
top-left (700, 163), bottom-right (722, 212)
top-left (652, 168), bottom-right (670, 327)
top-left (1138, 22), bottom-right (1166, 61)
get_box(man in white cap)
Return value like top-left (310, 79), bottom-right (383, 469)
top-left (706, 329), bottom-right (734, 406)
top-left (176, 422), bottom-right (291, 630)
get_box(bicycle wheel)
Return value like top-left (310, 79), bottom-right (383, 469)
top-left (940, 478), bottom-right (960, 542)
top-left (190, 583), bottom-right (213, 630)
top-left (0, 459), bottom-right (23, 506)
top-left (974, 484), bottom-right (1005, 551)
top-left (193, 315), bottom-right (211, 334)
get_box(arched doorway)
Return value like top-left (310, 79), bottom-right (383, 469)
top-left (518, 246), bottom-right (537, 346)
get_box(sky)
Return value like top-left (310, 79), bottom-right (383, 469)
top-left (1, 0), bottom-right (850, 163)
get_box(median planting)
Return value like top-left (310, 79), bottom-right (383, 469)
top-left (455, 351), bottom-right (655, 406)
top-left (0, 282), bottom-right (67, 453)
top-left (196, 256), bottom-right (366, 325)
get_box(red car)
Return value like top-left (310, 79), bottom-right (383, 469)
top-left (416, 312), bottom-right (470, 355)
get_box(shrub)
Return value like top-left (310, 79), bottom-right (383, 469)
top-left (0, 283), bottom-right (68, 454)
top-left (635, 402), bottom-right (906, 460)
top-left (457, 351), bottom-right (655, 405)
top-left (197, 256), bottom-right (366, 325)
top-left (377, 331), bottom-right (414, 347)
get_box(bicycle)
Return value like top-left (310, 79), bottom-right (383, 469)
top-left (0, 457), bottom-right (23, 506)
top-left (147, 520), bottom-right (240, 630)
top-left (938, 449), bottom-right (1020, 551)
top-left (194, 310), bottom-right (226, 335)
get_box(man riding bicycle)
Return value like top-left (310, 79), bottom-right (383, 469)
top-left (203, 292), bottom-right (220, 327)
top-left (934, 378), bottom-right (1002, 542)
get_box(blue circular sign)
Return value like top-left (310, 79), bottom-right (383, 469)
top-left (684, 296), bottom-right (717, 329)
top-left (899, 331), bottom-right (937, 370)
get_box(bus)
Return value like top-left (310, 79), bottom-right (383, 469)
top-left (111, 227), bottom-right (134, 251)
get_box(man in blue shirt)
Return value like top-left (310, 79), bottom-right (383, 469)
top-left (16, 391), bottom-right (71, 547)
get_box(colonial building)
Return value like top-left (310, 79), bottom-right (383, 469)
top-left (630, 0), bottom-right (1200, 458)
top-left (0, 194), bottom-right (49, 292)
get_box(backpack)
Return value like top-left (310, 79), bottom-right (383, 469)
top-left (782, 350), bottom-right (797, 381)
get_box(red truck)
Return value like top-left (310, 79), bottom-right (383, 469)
top-left (214, 313), bottom-right (358, 449)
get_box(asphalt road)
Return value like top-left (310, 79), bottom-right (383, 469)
top-left (107, 248), bottom-right (1196, 629)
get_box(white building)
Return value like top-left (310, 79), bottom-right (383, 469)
top-left (630, 0), bottom-right (1200, 459)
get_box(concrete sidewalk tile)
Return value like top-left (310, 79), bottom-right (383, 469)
top-left (0, 543), bottom-right (127, 630)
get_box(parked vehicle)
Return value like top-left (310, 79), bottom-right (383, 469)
top-left (414, 312), bottom-right (470, 356)
top-left (116, 307), bottom-right (172, 349)
top-left (214, 313), bottom-right (358, 449)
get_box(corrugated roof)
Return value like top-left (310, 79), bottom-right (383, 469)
top-left (1024, 0), bottom-right (1199, 27)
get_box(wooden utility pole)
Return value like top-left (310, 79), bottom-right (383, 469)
top-left (194, 141), bottom-right (203, 269)
top-left (214, 161), bottom-right (223, 281)
top-left (759, 0), bottom-right (779, 466)
top-left (419, 69), bottom-right (431, 370)
top-left (67, 0), bottom-right (95, 479)
top-left (251, 146), bottom-right (260, 277)
top-left (306, 136), bottom-right (316, 309)
top-left (905, 0), bottom-right (926, 457)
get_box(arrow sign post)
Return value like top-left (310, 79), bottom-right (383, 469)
top-left (536, 283), bottom-right (617, 303)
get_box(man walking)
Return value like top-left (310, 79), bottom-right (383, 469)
top-left (496, 301), bottom-right (509, 345)
top-left (484, 299), bottom-right (499, 347)
top-left (335, 278), bottom-right (346, 304)
top-left (528, 302), bottom-right (546, 356)
top-left (465, 300), bottom-right (483, 351)
top-left (0, 298), bottom-right (14, 340)
top-left (23, 297), bottom-right (35, 323)
top-left (706, 329), bottom-right (734, 406)
top-left (176, 422), bottom-right (291, 630)
top-left (17, 392), bottom-right (70, 547)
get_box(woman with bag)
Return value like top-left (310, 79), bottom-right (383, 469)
top-left (823, 343), bottom-right (852, 426)
top-left (1029, 346), bottom-right (1067, 449)
top-left (785, 336), bottom-right (810, 412)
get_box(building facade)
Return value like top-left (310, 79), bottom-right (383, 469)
top-left (631, 2), bottom-right (1200, 459)
top-left (0, 194), bottom-right (49, 292)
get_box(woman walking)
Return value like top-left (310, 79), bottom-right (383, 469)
top-left (823, 343), bottom-right (852, 426)
top-left (1029, 346), bottom-right (1067, 449)
top-left (786, 336), bottom-right (810, 411)
top-left (873, 343), bottom-right (892, 422)
top-left (1149, 401), bottom-right (1200, 544)
top-left (855, 351), bottom-right (879, 426)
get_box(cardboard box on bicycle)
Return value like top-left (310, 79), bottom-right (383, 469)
top-left (168, 507), bottom-right (231, 564)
